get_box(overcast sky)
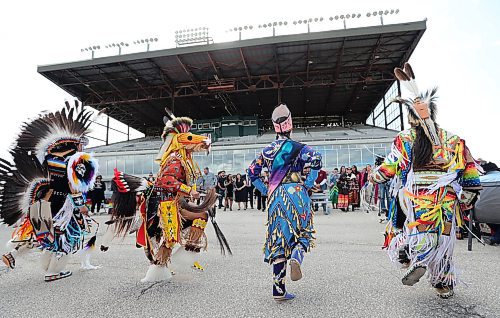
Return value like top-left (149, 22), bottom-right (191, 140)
top-left (0, 0), bottom-right (498, 162)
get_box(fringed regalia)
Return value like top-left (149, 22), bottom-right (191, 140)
top-left (248, 104), bottom-right (322, 301)
top-left (108, 111), bottom-right (231, 282)
top-left (0, 101), bottom-right (99, 281)
top-left (372, 63), bottom-right (482, 298)
top-left (249, 140), bottom-right (321, 263)
top-left (337, 174), bottom-right (350, 209)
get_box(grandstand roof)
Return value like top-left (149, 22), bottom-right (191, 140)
top-left (38, 20), bottom-right (425, 136)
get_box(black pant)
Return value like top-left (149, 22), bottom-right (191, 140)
top-left (247, 187), bottom-right (254, 209)
top-left (217, 189), bottom-right (225, 208)
top-left (91, 199), bottom-right (103, 213)
top-left (256, 192), bottom-right (267, 210)
top-left (261, 196), bottom-right (267, 210)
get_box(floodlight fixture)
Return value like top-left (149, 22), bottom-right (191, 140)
top-left (365, 9), bottom-right (399, 25)
top-left (132, 37), bottom-right (158, 51)
top-left (81, 44), bottom-right (101, 59)
top-left (175, 27), bottom-right (210, 46)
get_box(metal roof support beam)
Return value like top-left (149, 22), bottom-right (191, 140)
top-left (305, 42), bottom-right (311, 82)
top-left (119, 62), bottom-right (152, 96)
top-left (207, 52), bottom-right (222, 78)
top-left (344, 34), bottom-right (383, 116)
top-left (280, 53), bottom-right (307, 73)
top-left (176, 55), bottom-right (200, 91)
top-left (322, 38), bottom-right (345, 123)
top-left (239, 48), bottom-right (252, 85)
top-left (273, 45), bottom-right (281, 104)
top-left (146, 59), bottom-right (174, 93)
top-left (397, 80), bottom-right (404, 130)
top-left (66, 69), bottom-right (104, 100)
top-left (383, 95), bottom-right (388, 129)
top-left (94, 66), bottom-right (128, 100)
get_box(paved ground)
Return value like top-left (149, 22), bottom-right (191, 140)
top-left (1, 208), bottom-right (499, 318)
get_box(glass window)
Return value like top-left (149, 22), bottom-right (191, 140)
top-left (116, 157), bottom-right (125, 172)
top-left (349, 148), bottom-right (362, 168)
top-left (361, 147), bottom-right (375, 166)
top-left (232, 151), bottom-right (245, 174)
top-left (96, 157), bottom-right (107, 177)
top-left (125, 157), bottom-right (134, 174)
top-left (106, 157), bottom-right (116, 175)
top-left (133, 154), bottom-right (148, 175)
top-left (338, 148), bottom-right (349, 167)
top-left (322, 149), bottom-right (337, 171)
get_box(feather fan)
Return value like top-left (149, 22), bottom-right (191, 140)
top-left (0, 150), bottom-right (49, 226)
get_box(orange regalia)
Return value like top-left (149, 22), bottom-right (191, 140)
top-left (108, 110), bottom-right (231, 282)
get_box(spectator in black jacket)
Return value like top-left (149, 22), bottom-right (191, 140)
top-left (89, 175), bottom-right (106, 215)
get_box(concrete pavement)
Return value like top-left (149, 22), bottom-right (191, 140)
top-left (0, 208), bottom-right (499, 318)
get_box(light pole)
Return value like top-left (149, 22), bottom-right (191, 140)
top-left (133, 37), bottom-right (159, 51)
top-left (104, 42), bottom-right (129, 55)
top-left (81, 45), bottom-right (100, 59)
top-left (328, 13), bottom-right (361, 30)
top-left (227, 25), bottom-right (253, 40)
top-left (366, 9), bottom-right (399, 25)
top-left (292, 17), bottom-right (323, 33)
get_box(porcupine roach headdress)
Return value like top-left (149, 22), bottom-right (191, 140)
top-left (392, 63), bottom-right (440, 147)
top-left (272, 104), bottom-right (293, 134)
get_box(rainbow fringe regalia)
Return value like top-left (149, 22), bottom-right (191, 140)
top-left (372, 127), bottom-right (482, 289)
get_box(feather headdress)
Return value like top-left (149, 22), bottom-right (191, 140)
top-left (392, 63), bottom-right (440, 146)
top-left (14, 101), bottom-right (99, 163)
top-left (0, 150), bottom-right (50, 226)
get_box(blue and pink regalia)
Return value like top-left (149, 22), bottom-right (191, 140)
top-left (248, 104), bottom-right (322, 301)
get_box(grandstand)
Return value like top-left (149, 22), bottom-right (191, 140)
top-left (37, 20), bottom-right (426, 175)
top-left (87, 124), bottom-right (395, 178)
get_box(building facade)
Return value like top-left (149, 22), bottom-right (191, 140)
top-left (90, 125), bottom-right (396, 178)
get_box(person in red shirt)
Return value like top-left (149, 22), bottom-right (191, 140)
top-left (313, 169), bottom-right (328, 213)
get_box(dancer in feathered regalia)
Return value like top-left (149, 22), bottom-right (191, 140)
top-left (1, 101), bottom-right (100, 281)
top-left (108, 108), bottom-right (231, 282)
top-left (248, 104), bottom-right (322, 301)
top-left (370, 63), bottom-right (482, 298)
